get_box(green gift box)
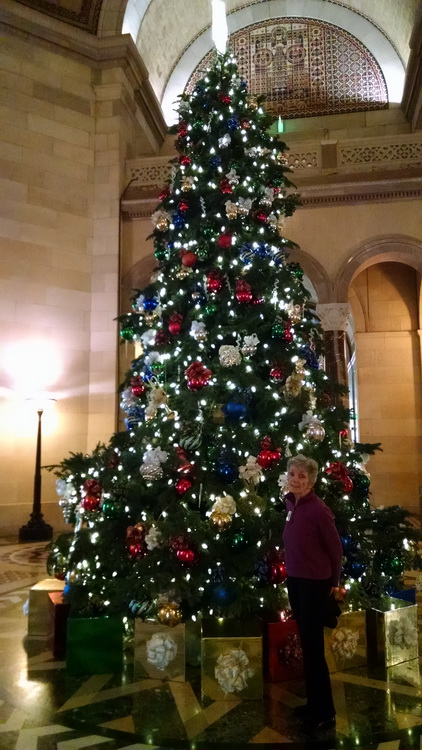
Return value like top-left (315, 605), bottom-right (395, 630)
top-left (28, 578), bottom-right (65, 637)
top-left (66, 616), bottom-right (123, 674)
top-left (324, 609), bottom-right (367, 673)
top-left (201, 618), bottom-right (263, 701)
top-left (366, 596), bottom-right (418, 667)
top-left (134, 619), bottom-right (187, 682)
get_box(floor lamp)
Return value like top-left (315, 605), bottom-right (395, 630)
top-left (19, 400), bottom-right (55, 543)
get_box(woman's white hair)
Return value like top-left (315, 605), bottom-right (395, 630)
top-left (287, 454), bottom-right (319, 486)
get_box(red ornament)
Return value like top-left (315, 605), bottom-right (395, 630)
top-left (269, 561), bottom-right (287, 584)
top-left (206, 270), bottom-right (224, 294)
top-left (283, 325), bottom-right (294, 343)
top-left (128, 543), bottom-right (145, 559)
top-left (342, 476), bottom-right (354, 493)
top-left (181, 251), bottom-right (197, 267)
top-left (178, 126), bottom-right (188, 138)
top-left (176, 548), bottom-right (196, 564)
top-left (257, 450), bottom-right (273, 469)
top-left (55, 571), bottom-right (66, 581)
top-left (155, 330), bottom-right (167, 346)
top-left (159, 186), bottom-right (170, 201)
top-left (270, 366), bottom-right (283, 382)
top-left (170, 535), bottom-right (189, 551)
top-left (126, 523), bottom-right (146, 542)
top-left (179, 155), bottom-right (191, 166)
top-left (185, 361), bottom-right (212, 390)
top-left (175, 476), bottom-right (194, 495)
top-left (257, 437), bottom-right (282, 469)
top-left (175, 446), bottom-right (194, 475)
top-left (235, 279), bottom-right (253, 303)
top-left (219, 92), bottom-right (231, 104)
top-left (326, 461), bottom-right (348, 480)
top-left (82, 495), bottom-right (100, 512)
top-left (339, 429), bottom-right (349, 439)
top-left (256, 211), bottom-right (268, 223)
top-left (240, 118), bottom-right (250, 129)
top-left (217, 233), bottom-right (232, 249)
top-left (130, 376), bottom-right (146, 398)
top-left (168, 312), bottom-right (183, 335)
top-left (83, 478), bottom-right (102, 497)
top-left (253, 296), bottom-right (264, 305)
top-left (178, 200), bottom-right (189, 212)
top-left (219, 178), bottom-right (233, 194)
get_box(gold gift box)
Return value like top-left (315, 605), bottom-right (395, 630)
top-left (324, 609), bottom-right (367, 673)
top-left (201, 618), bottom-right (263, 701)
top-left (366, 596), bottom-right (418, 667)
top-left (134, 619), bottom-right (187, 682)
top-left (388, 657), bottom-right (421, 689)
top-left (28, 578), bottom-right (65, 637)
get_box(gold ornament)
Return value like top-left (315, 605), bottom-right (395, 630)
top-left (194, 330), bottom-right (208, 342)
top-left (176, 266), bottom-right (192, 279)
top-left (277, 217), bottom-right (286, 236)
top-left (157, 602), bottom-right (183, 627)
top-left (287, 303), bottom-right (303, 324)
top-left (247, 95), bottom-right (258, 110)
top-left (212, 406), bottom-right (225, 424)
top-left (236, 493), bottom-right (267, 515)
top-left (283, 373), bottom-right (302, 399)
top-left (144, 311), bottom-right (158, 327)
top-left (181, 177), bottom-right (194, 192)
top-left (210, 511), bottom-right (232, 530)
top-left (225, 201), bottom-right (238, 220)
top-left (156, 217), bottom-right (170, 231)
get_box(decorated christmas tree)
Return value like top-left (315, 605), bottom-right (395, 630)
top-left (49, 52), bottom-right (422, 626)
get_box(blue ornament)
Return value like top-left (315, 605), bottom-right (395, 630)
top-left (253, 242), bottom-right (269, 259)
top-left (210, 582), bottom-right (238, 605)
top-left (254, 559), bottom-right (269, 584)
top-left (299, 345), bottom-right (319, 369)
top-left (215, 460), bottom-right (239, 484)
top-left (172, 212), bottom-right (185, 229)
top-left (343, 560), bottom-right (366, 579)
top-left (226, 117), bottom-right (239, 131)
top-left (63, 583), bottom-right (71, 597)
top-left (239, 243), bottom-right (254, 264)
top-left (142, 368), bottom-right (154, 382)
top-left (271, 248), bottom-right (286, 266)
top-left (210, 156), bottom-right (222, 168)
top-left (223, 402), bottom-right (248, 420)
top-left (240, 80), bottom-right (248, 91)
top-left (143, 296), bottom-right (159, 311)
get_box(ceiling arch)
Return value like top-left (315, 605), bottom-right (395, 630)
top-left (117, 0), bottom-right (418, 120)
top-left (160, 1), bottom-right (405, 123)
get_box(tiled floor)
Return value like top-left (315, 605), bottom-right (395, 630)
top-left (1, 540), bottom-right (422, 749)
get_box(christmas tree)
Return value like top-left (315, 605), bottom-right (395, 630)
top-left (49, 53), bottom-right (422, 625)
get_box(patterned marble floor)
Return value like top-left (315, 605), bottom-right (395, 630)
top-left (1, 540), bottom-right (422, 750)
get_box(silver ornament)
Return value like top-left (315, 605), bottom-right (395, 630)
top-left (240, 344), bottom-right (257, 356)
top-left (219, 345), bottom-right (241, 367)
top-left (303, 421), bottom-right (326, 443)
top-left (140, 462), bottom-right (163, 482)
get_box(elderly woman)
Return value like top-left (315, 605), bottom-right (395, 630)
top-left (283, 454), bottom-right (343, 731)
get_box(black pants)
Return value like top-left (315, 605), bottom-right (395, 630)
top-left (287, 576), bottom-right (335, 719)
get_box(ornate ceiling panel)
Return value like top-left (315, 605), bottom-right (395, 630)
top-left (13, 0), bottom-right (103, 33)
top-left (187, 18), bottom-right (388, 119)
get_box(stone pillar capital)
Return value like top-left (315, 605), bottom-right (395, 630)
top-left (316, 302), bottom-right (352, 332)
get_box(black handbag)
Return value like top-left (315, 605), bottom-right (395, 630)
top-left (324, 593), bottom-right (342, 629)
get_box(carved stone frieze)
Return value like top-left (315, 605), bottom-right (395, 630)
top-left (316, 303), bottom-right (352, 332)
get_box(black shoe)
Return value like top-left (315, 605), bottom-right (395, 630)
top-left (303, 714), bottom-right (336, 731)
top-left (292, 704), bottom-right (311, 718)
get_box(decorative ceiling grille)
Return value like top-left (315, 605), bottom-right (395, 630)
top-left (187, 18), bottom-right (388, 119)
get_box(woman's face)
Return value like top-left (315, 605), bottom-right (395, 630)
top-left (287, 464), bottom-right (312, 498)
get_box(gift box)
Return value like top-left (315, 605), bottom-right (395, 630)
top-left (366, 596), bottom-right (418, 667)
top-left (201, 618), bottom-right (263, 700)
top-left (134, 619), bottom-right (187, 682)
top-left (66, 616), bottom-right (123, 674)
top-left (260, 617), bottom-right (303, 682)
top-left (47, 592), bottom-right (69, 660)
top-left (28, 578), bottom-right (65, 637)
top-left (387, 657), bottom-right (421, 688)
top-left (324, 609), bottom-right (367, 673)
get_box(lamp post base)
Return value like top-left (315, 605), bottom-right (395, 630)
top-left (19, 514), bottom-right (53, 543)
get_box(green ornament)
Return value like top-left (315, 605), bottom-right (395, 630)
top-left (102, 501), bottom-right (121, 518)
top-left (230, 531), bottom-right (248, 550)
top-left (151, 362), bottom-right (164, 373)
top-left (271, 322), bottom-right (284, 338)
top-left (196, 246), bottom-right (209, 260)
top-left (120, 326), bottom-right (135, 341)
top-left (203, 227), bottom-right (214, 239)
top-left (154, 248), bottom-right (167, 261)
top-left (289, 262), bottom-right (304, 279)
top-left (204, 302), bottom-right (218, 316)
top-left (207, 444), bottom-right (220, 464)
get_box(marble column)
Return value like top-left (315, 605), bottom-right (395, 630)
top-left (316, 303), bottom-right (351, 395)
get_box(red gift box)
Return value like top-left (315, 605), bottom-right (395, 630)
top-left (48, 592), bottom-right (69, 660)
top-left (262, 618), bottom-right (303, 682)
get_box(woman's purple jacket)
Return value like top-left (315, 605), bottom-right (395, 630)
top-left (282, 490), bottom-right (343, 587)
